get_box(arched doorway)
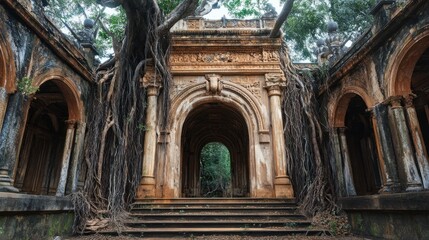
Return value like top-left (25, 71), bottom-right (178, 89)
top-left (181, 102), bottom-right (249, 197)
top-left (14, 79), bottom-right (81, 195)
top-left (344, 96), bottom-right (382, 195)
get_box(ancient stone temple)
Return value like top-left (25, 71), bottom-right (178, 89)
top-left (0, 0), bottom-right (429, 239)
top-left (136, 17), bottom-right (293, 199)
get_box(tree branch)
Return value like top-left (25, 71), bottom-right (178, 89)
top-left (270, 0), bottom-right (295, 38)
top-left (156, 0), bottom-right (199, 36)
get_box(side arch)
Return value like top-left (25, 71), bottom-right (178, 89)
top-left (33, 70), bottom-right (84, 121)
top-left (330, 86), bottom-right (375, 128)
top-left (0, 32), bottom-right (16, 93)
top-left (385, 26), bottom-right (429, 97)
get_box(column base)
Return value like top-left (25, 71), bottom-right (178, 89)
top-left (136, 176), bottom-right (156, 198)
top-left (405, 183), bottom-right (423, 192)
top-left (379, 182), bottom-right (401, 193)
top-left (0, 169), bottom-right (19, 193)
top-left (274, 176), bottom-right (294, 198)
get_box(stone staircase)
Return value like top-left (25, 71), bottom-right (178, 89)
top-left (100, 198), bottom-right (330, 238)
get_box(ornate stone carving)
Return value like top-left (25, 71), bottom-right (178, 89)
top-left (170, 52), bottom-right (263, 64)
top-left (404, 94), bottom-right (417, 108)
top-left (263, 50), bottom-right (280, 62)
top-left (387, 96), bottom-right (403, 109)
top-left (141, 68), bottom-right (162, 95)
top-left (234, 80), bottom-right (262, 99)
top-left (264, 73), bottom-right (286, 96)
top-left (205, 74), bottom-right (223, 95)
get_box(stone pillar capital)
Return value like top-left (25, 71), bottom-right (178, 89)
top-left (264, 73), bottom-right (286, 96)
top-left (337, 127), bottom-right (347, 134)
top-left (141, 68), bottom-right (162, 96)
top-left (65, 120), bottom-right (77, 129)
top-left (403, 93), bottom-right (417, 108)
top-left (386, 96), bottom-right (403, 108)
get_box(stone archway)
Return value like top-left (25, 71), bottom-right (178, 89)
top-left (15, 75), bottom-right (85, 196)
top-left (155, 79), bottom-right (277, 199)
top-left (331, 89), bottom-right (382, 196)
top-left (385, 29), bottom-right (429, 189)
top-left (181, 102), bottom-right (249, 197)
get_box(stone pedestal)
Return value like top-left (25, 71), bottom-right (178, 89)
top-left (265, 73), bottom-right (293, 198)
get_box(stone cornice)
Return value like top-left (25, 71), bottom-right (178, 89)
top-left (0, 0), bottom-right (93, 82)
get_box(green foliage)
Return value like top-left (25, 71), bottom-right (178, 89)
top-left (284, 1), bottom-right (328, 60)
top-left (285, 0), bottom-right (376, 61)
top-left (200, 142), bottom-right (232, 197)
top-left (223, 0), bottom-right (270, 18)
top-left (17, 77), bottom-right (38, 95)
top-left (158, 0), bottom-right (183, 15)
top-left (45, 0), bottom-right (126, 57)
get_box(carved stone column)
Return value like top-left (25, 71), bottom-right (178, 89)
top-left (137, 72), bottom-right (161, 198)
top-left (67, 121), bottom-right (86, 193)
top-left (331, 128), bottom-right (346, 196)
top-left (388, 96), bottom-right (422, 191)
top-left (404, 94), bottom-right (429, 189)
top-left (0, 87), bottom-right (8, 133)
top-left (265, 73), bottom-right (293, 198)
top-left (338, 127), bottom-right (356, 196)
top-left (0, 93), bottom-right (25, 193)
top-left (56, 120), bottom-right (76, 196)
top-left (372, 104), bottom-right (401, 193)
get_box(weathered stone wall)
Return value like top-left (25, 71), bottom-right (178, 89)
top-left (0, 193), bottom-right (74, 239)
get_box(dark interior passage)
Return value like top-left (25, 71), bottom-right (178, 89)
top-left (15, 81), bottom-right (69, 195)
top-left (345, 96), bottom-right (382, 195)
top-left (412, 47), bottom-right (429, 153)
top-left (181, 103), bottom-right (249, 197)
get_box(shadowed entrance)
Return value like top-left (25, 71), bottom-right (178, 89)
top-left (181, 103), bottom-right (249, 197)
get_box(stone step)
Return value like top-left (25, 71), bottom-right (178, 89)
top-left (129, 212), bottom-right (307, 221)
top-left (99, 227), bottom-right (329, 238)
top-left (124, 219), bottom-right (312, 228)
top-left (133, 197), bottom-right (296, 204)
top-left (131, 206), bottom-right (297, 213)
top-left (95, 198), bottom-right (329, 238)
top-left (132, 202), bottom-right (297, 208)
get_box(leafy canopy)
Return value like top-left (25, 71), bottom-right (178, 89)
top-left (46, 0), bottom-right (376, 61)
